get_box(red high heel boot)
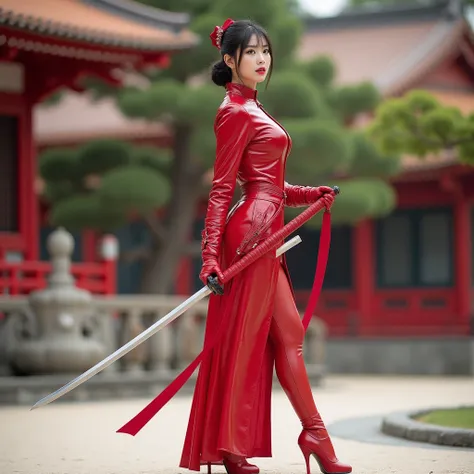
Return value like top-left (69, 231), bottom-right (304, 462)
top-left (218, 453), bottom-right (260, 474)
top-left (298, 415), bottom-right (352, 474)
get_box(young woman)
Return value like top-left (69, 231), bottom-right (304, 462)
top-left (117, 16), bottom-right (351, 474)
top-left (178, 18), bottom-right (352, 474)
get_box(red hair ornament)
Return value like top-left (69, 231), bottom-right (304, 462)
top-left (210, 18), bottom-right (234, 49)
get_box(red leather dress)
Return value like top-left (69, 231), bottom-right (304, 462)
top-left (178, 82), bottom-right (325, 470)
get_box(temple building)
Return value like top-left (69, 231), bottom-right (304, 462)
top-left (3, 1), bottom-right (473, 342)
top-left (0, 0), bottom-right (196, 293)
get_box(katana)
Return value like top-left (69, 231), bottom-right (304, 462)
top-left (31, 234), bottom-right (303, 410)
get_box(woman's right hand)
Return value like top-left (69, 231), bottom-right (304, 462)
top-left (200, 256), bottom-right (225, 295)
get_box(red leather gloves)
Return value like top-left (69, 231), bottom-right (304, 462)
top-left (284, 182), bottom-right (335, 210)
top-left (199, 104), bottom-right (253, 290)
top-left (199, 254), bottom-right (225, 295)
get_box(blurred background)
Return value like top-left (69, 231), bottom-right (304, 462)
top-left (0, 0), bottom-right (473, 402)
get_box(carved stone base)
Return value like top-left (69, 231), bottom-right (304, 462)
top-left (9, 338), bottom-right (106, 375)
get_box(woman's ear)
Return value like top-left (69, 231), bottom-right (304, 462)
top-left (223, 53), bottom-right (235, 70)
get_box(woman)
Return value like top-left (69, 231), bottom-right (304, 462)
top-left (118, 17), bottom-right (352, 474)
top-left (180, 19), bottom-right (352, 474)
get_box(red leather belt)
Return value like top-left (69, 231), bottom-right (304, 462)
top-left (241, 181), bottom-right (286, 204)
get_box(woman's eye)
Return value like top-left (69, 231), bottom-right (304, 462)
top-left (264, 49), bottom-right (270, 54)
top-left (246, 49), bottom-right (255, 54)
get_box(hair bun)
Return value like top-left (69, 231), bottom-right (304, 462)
top-left (211, 60), bottom-right (232, 87)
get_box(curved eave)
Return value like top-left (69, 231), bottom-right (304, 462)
top-left (0, 7), bottom-right (198, 52)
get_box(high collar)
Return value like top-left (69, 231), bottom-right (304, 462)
top-left (226, 82), bottom-right (258, 100)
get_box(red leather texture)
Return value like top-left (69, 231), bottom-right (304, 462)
top-left (117, 83), bottom-right (336, 471)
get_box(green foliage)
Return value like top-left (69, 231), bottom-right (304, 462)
top-left (347, 131), bottom-right (401, 177)
top-left (50, 194), bottom-right (125, 232)
top-left (39, 148), bottom-right (78, 182)
top-left (161, 14), bottom-right (225, 82)
top-left (40, 140), bottom-right (171, 231)
top-left (369, 90), bottom-right (474, 165)
top-left (190, 127), bottom-right (217, 169)
top-left (265, 15), bottom-right (302, 69)
top-left (40, 90), bottom-right (64, 107)
top-left (259, 72), bottom-right (327, 119)
top-left (302, 56), bottom-right (336, 89)
top-left (212, 0), bottom-right (289, 29)
top-left (132, 146), bottom-right (172, 174)
top-left (176, 84), bottom-right (224, 125)
top-left (78, 77), bottom-right (121, 101)
top-left (118, 80), bottom-right (184, 121)
top-left (415, 407), bottom-right (474, 430)
top-left (330, 82), bottom-right (381, 121)
top-left (99, 166), bottom-right (171, 212)
top-left (43, 181), bottom-right (77, 204)
top-left (284, 119), bottom-right (353, 179)
top-left (293, 178), bottom-right (397, 228)
top-left (76, 140), bottom-right (131, 176)
top-left (329, 178), bottom-right (396, 224)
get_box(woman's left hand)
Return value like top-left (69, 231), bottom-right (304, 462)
top-left (316, 186), bottom-right (336, 210)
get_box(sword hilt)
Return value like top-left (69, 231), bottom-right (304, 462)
top-left (207, 275), bottom-right (224, 295)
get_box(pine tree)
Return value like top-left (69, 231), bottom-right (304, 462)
top-left (369, 89), bottom-right (474, 165)
top-left (39, 0), bottom-right (399, 293)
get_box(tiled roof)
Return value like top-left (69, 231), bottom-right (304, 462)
top-left (34, 92), bottom-right (169, 146)
top-left (34, 1), bottom-right (474, 176)
top-left (298, 1), bottom-right (474, 175)
top-left (0, 0), bottom-right (197, 51)
top-left (299, 0), bottom-right (468, 95)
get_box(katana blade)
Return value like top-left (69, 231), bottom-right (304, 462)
top-left (30, 235), bottom-right (302, 410)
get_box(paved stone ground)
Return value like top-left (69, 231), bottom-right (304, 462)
top-left (0, 375), bottom-right (473, 474)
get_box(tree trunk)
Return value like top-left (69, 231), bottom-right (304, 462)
top-left (139, 124), bottom-right (204, 294)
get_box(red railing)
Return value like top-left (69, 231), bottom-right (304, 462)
top-left (294, 288), bottom-right (470, 337)
top-left (295, 289), bottom-right (357, 336)
top-left (0, 260), bottom-right (116, 295)
top-left (369, 287), bottom-right (469, 336)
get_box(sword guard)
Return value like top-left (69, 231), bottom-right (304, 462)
top-left (207, 275), bottom-right (224, 296)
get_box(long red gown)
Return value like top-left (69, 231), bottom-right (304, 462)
top-left (176, 82), bottom-right (325, 470)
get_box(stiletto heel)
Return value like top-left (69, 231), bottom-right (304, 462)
top-left (299, 444), bottom-right (312, 474)
top-left (207, 462), bottom-right (212, 474)
top-left (298, 416), bottom-right (352, 474)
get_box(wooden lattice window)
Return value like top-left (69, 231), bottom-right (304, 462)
top-left (376, 208), bottom-right (454, 288)
top-left (0, 115), bottom-right (19, 232)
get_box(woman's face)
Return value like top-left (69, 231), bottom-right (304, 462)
top-left (225, 33), bottom-right (271, 89)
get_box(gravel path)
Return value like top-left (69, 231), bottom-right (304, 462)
top-left (1, 375), bottom-right (473, 474)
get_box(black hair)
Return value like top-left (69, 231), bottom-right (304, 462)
top-left (211, 20), bottom-right (274, 88)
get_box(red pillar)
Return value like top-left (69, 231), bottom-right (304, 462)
top-left (353, 219), bottom-right (375, 335)
top-left (82, 230), bottom-right (97, 261)
top-left (453, 198), bottom-right (472, 331)
top-left (175, 257), bottom-right (192, 295)
top-left (21, 101), bottom-right (38, 260)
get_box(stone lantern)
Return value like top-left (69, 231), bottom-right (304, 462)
top-left (8, 228), bottom-right (107, 374)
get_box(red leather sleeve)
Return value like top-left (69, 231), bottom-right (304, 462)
top-left (284, 181), bottom-right (321, 208)
top-left (201, 104), bottom-right (252, 257)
